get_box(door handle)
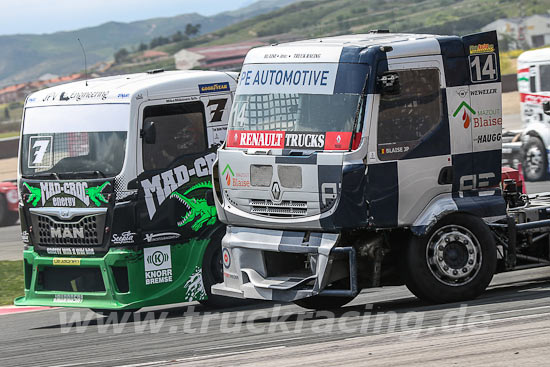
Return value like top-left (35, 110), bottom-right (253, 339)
top-left (438, 166), bottom-right (454, 185)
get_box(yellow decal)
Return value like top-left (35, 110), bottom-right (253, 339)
top-left (53, 258), bottom-right (81, 266)
top-left (469, 43), bottom-right (495, 55)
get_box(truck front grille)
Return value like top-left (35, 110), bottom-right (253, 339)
top-left (249, 199), bottom-right (307, 217)
top-left (36, 214), bottom-right (104, 246)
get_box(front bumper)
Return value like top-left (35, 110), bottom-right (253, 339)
top-left (211, 226), bottom-right (357, 302)
top-left (15, 241), bottom-right (209, 310)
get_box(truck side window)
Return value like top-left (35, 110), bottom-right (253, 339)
top-left (142, 101), bottom-right (207, 171)
top-left (530, 65), bottom-right (537, 93)
top-left (377, 68), bottom-right (441, 160)
top-left (539, 64), bottom-right (550, 92)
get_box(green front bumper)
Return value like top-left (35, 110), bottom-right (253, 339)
top-left (15, 240), bottom-right (209, 310)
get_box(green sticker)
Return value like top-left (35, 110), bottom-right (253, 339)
top-left (170, 181), bottom-right (217, 232)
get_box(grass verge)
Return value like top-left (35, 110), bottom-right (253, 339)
top-left (0, 260), bottom-right (24, 306)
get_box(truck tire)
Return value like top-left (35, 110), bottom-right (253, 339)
top-left (404, 214), bottom-right (496, 304)
top-left (0, 194), bottom-right (18, 227)
top-left (522, 136), bottom-right (548, 181)
top-left (199, 238), bottom-right (251, 309)
top-left (294, 294), bottom-right (355, 310)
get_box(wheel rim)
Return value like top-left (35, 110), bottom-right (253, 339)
top-left (525, 146), bottom-right (544, 177)
top-left (426, 225), bottom-right (482, 287)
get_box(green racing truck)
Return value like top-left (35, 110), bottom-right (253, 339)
top-left (15, 70), bottom-right (237, 312)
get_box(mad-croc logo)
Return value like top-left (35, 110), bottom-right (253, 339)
top-left (453, 101), bottom-right (476, 129)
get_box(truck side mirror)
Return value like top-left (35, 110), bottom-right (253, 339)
top-left (141, 121), bottom-right (156, 144)
top-left (377, 72), bottom-right (400, 95)
top-left (543, 101), bottom-right (550, 116)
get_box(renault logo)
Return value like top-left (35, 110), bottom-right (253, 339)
top-left (271, 182), bottom-right (281, 201)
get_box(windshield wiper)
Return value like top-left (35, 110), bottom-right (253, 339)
top-left (62, 170), bottom-right (107, 179)
top-left (23, 172), bottom-right (60, 180)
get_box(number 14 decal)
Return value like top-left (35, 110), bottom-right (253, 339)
top-left (469, 53), bottom-right (498, 83)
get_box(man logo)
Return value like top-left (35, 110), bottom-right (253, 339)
top-left (148, 251), bottom-right (169, 266)
top-left (50, 226), bottom-right (84, 239)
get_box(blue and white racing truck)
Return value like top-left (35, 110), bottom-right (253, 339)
top-left (210, 31), bottom-right (550, 309)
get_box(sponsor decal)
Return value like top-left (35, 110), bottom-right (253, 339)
top-left (456, 88), bottom-right (469, 98)
top-left (517, 68), bottom-right (529, 82)
top-left (453, 102), bottom-right (501, 130)
top-left (237, 63), bottom-right (338, 95)
top-left (475, 133), bottom-right (501, 144)
top-left (144, 245), bottom-right (173, 285)
top-left (21, 231), bottom-right (29, 243)
top-left (144, 232), bottom-right (181, 243)
top-left (140, 153), bottom-right (216, 219)
top-left (222, 248), bottom-right (231, 269)
top-left (53, 258), bottom-right (81, 266)
top-left (53, 294), bottom-right (83, 303)
top-left (184, 266), bottom-right (207, 301)
top-left (222, 164), bottom-right (250, 187)
top-left (227, 130), bottom-right (353, 150)
top-left (46, 247), bottom-right (95, 255)
top-left (23, 181), bottom-right (110, 207)
top-left (470, 88), bottom-right (497, 96)
top-left (199, 82), bottom-right (230, 94)
top-left (285, 133), bottom-right (325, 149)
top-left (51, 226), bottom-right (84, 239)
top-left (111, 231), bottom-right (136, 245)
top-left (469, 43), bottom-right (495, 55)
top-left (520, 93), bottom-right (550, 105)
top-left (117, 93), bottom-right (130, 99)
top-left (453, 101), bottom-right (476, 129)
top-left (170, 182), bottom-right (217, 231)
top-left (43, 90), bottom-right (109, 103)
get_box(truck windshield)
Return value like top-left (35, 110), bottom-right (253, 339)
top-left (21, 104), bottom-right (129, 178)
top-left (228, 93), bottom-right (361, 133)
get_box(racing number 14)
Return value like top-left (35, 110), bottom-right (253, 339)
top-left (469, 54), bottom-right (497, 83)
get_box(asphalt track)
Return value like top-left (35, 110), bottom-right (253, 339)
top-left (0, 183), bottom-right (549, 366)
top-left (0, 267), bottom-right (548, 367)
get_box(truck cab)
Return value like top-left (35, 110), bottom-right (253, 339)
top-left (515, 48), bottom-right (550, 181)
top-left (16, 70), bottom-right (237, 310)
top-left (212, 31), bottom-right (506, 307)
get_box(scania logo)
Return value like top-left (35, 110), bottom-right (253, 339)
top-left (271, 182), bottom-right (281, 201)
top-left (148, 250), bottom-right (169, 266)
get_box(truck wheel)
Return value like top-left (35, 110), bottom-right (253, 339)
top-left (522, 137), bottom-right (548, 181)
top-left (294, 294), bottom-right (355, 310)
top-left (404, 214), bottom-right (496, 304)
top-left (199, 239), bottom-right (243, 309)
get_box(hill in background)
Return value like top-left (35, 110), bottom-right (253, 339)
top-left (0, 0), bottom-right (299, 87)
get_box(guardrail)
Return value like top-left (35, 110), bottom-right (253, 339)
top-left (0, 136), bottom-right (19, 159)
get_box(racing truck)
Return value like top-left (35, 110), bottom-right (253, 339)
top-left (211, 31), bottom-right (550, 309)
top-left (0, 180), bottom-right (19, 226)
top-left (502, 47), bottom-right (550, 181)
top-left (15, 70), bottom-right (237, 311)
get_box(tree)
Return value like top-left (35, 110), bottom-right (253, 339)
top-left (184, 23), bottom-right (201, 38)
top-left (172, 31), bottom-right (187, 43)
top-left (114, 48), bottom-right (129, 64)
top-left (149, 36), bottom-right (170, 48)
top-left (138, 42), bottom-right (148, 51)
